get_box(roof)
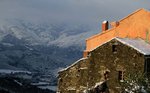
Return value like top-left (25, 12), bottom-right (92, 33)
top-left (85, 8), bottom-right (150, 52)
top-left (59, 37), bottom-right (150, 73)
top-left (90, 37), bottom-right (150, 55)
top-left (86, 8), bottom-right (147, 41)
top-left (59, 57), bottom-right (88, 72)
top-left (116, 38), bottom-right (150, 55)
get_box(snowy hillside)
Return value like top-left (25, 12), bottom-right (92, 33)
top-left (0, 20), bottom-right (96, 47)
top-left (0, 19), bottom-right (98, 86)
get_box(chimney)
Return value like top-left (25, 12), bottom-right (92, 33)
top-left (83, 50), bottom-right (89, 58)
top-left (111, 21), bottom-right (119, 28)
top-left (102, 20), bottom-right (109, 32)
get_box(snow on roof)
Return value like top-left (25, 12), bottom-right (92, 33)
top-left (58, 37), bottom-right (150, 73)
top-left (116, 38), bottom-right (150, 55)
top-left (90, 37), bottom-right (150, 55)
top-left (94, 81), bottom-right (105, 88)
top-left (59, 57), bottom-right (88, 72)
top-left (84, 81), bottom-right (105, 92)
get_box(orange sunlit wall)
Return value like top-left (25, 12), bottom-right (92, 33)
top-left (84, 9), bottom-right (150, 57)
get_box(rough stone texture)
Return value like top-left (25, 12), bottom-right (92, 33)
top-left (57, 38), bottom-right (147, 93)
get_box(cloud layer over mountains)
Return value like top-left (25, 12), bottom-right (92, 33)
top-left (0, 0), bottom-right (149, 29)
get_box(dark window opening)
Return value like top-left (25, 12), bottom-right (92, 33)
top-left (104, 71), bottom-right (109, 80)
top-left (139, 53), bottom-right (142, 57)
top-left (118, 71), bottom-right (124, 82)
top-left (90, 61), bottom-right (93, 64)
top-left (77, 70), bottom-right (80, 77)
top-left (112, 45), bottom-right (117, 53)
top-left (145, 58), bottom-right (150, 76)
top-left (60, 78), bottom-right (63, 82)
top-left (78, 69), bottom-right (80, 72)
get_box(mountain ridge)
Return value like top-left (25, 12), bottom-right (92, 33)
top-left (0, 19), bottom-right (98, 79)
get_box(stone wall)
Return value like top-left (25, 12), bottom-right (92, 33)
top-left (57, 38), bottom-right (145, 93)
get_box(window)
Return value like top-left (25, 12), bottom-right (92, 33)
top-left (76, 69), bottom-right (80, 77)
top-left (104, 71), bottom-right (109, 80)
top-left (59, 78), bottom-right (63, 82)
top-left (90, 61), bottom-right (93, 64)
top-left (118, 71), bottom-right (124, 82)
top-left (145, 58), bottom-right (150, 76)
top-left (112, 45), bottom-right (117, 53)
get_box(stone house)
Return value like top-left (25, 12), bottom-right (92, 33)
top-left (57, 9), bottom-right (150, 93)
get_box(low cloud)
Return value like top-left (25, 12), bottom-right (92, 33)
top-left (0, 0), bottom-right (149, 29)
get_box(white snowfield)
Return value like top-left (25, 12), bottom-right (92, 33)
top-left (0, 69), bottom-right (31, 74)
top-left (38, 86), bottom-right (57, 91)
top-left (31, 82), bottom-right (49, 86)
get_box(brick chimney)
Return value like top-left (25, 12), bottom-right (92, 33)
top-left (83, 50), bottom-right (89, 58)
top-left (102, 20), bottom-right (109, 32)
top-left (111, 21), bottom-right (119, 28)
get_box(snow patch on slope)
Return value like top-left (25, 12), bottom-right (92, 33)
top-left (49, 31), bottom-right (96, 48)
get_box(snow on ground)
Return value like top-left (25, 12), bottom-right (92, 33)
top-left (38, 86), bottom-right (57, 91)
top-left (14, 80), bottom-right (23, 86)
top-left (31, 82), bottom-right (49, 86)
top-left (0, 69), bottom-right (31, 74)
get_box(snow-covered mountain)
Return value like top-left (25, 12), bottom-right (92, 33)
top-left (0, 20), bottom-right (96, 47)
top-left (0, 20), bottom-right (98, 85)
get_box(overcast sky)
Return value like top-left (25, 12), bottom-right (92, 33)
top-left (0, 0), bottom-right (150, 29)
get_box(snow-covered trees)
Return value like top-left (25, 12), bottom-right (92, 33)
top-left (121, 72), bottom-right (150, 93)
